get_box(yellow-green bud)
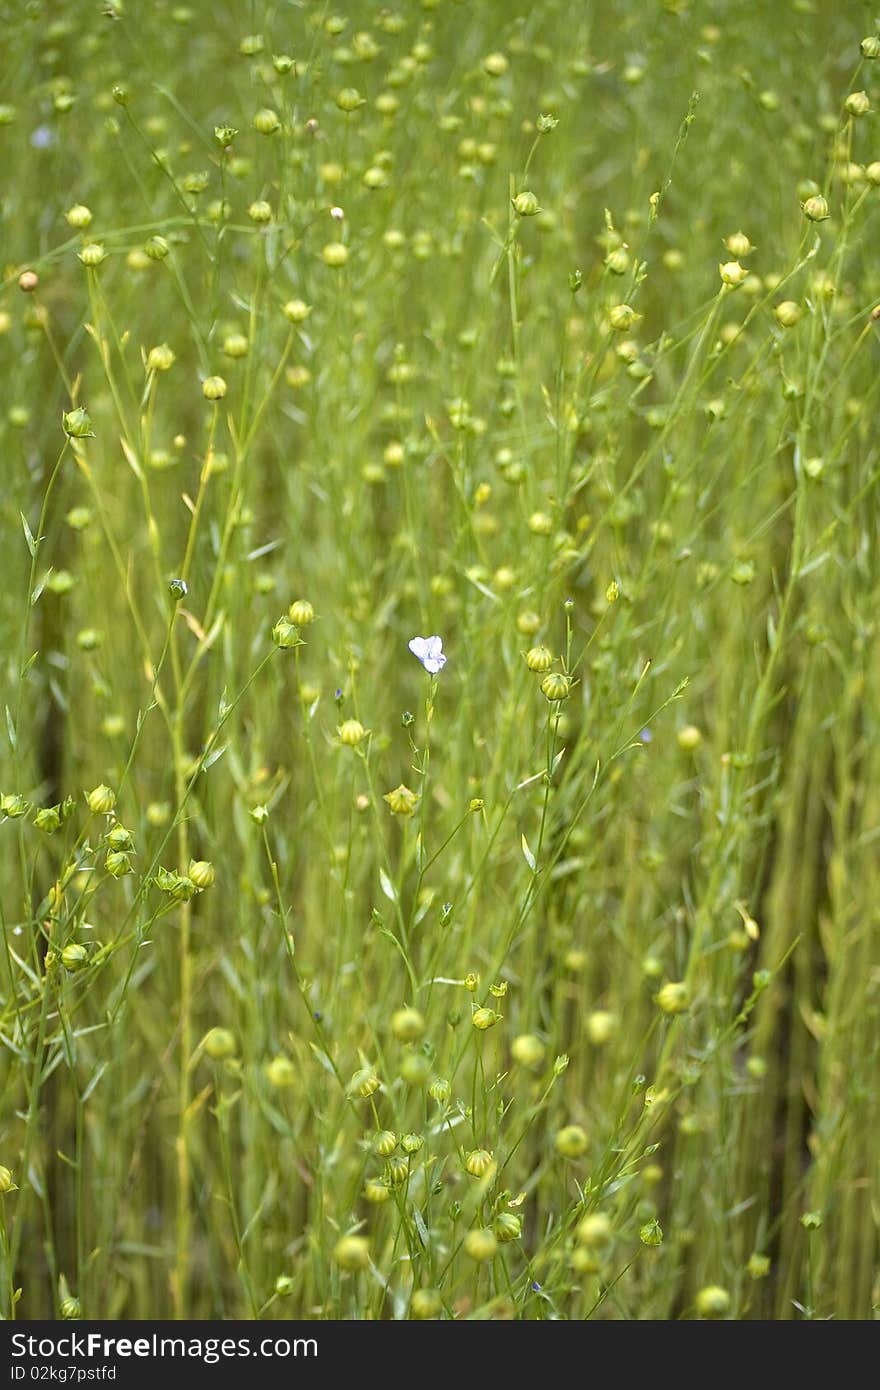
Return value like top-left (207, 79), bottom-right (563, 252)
top-left (541, 672), bottom-right (571, 702)
top-left (391, 1006), bottom-right (425, 1042)
top-left (747, 1252), bottom-right (770, 1279)
top-left (349, 1067), bottom-right (380, 1098)
top-left (400, 1053), bottom-right (431, 1085)
top-left (866, 161), bottom-right (880, 184)
top-left (374, 1130), bottom-right (398, 1156)
top-left (338, 719), bottom-right (367, 747)
top-left (60, 1296), bottom-right (82, 1320)
top-left (577, 1212), bottom-right (612, 1248)
top-left (0, 1166), bottom-right (17, 1193)
top-left (282, 298), bottom-right (312, 323)
top-left (202, 375), bottom-right (227, 401)
top-left (265, 1055), bottom-right (296, 1088)
top-left (410, 1288), bottom-right (442, 1319)
top-left (144, 235), bottom-right (169, 260)
top-left (525, 645), bottom-right (553, 672)
top-left (147, 343), bottom-right (175, 372)
top-left (802, 194), bottom-right (829, 222)
top-left (695, 1285), bottom-right (731, 1318)
top-left (87, 784), bottom-right (115, 815)
top-left (274, 1275), bottom-right (295, 1297)
top-left (428, 1076), bottom-right (450, 1103)
top-left (66, 203), bottom-right (93, 228)
top-left (253, 107), bottom-right (281, 135)
top-left (61, 943), bottom-right (89, 971)
top-left (465, 1148), bottom-right (494, 1179)
top-left (1, 793), bottom-right (29, 819)
top-left (63, 407), bottom-right (95, 439)
top-left (203, 1027), bottom-right (236, 1060)
top-left (494, 1212), bottom-right (522, 1243)
top-left (656, 980), bottom-right (690, 1014)
top-left (513, 190), bottom-right (540, 217)
top-left (288, 599), bottom-right (315, 626)
top-left (322, 241), bottom-right (349, 267)
top-left (399, 1133), bottom-right (424, 1156)
top-left (188, 859), bottom-right (215, 889)
top-left (250, 804), bottom-right (269, 825)
top-left (364, 1179), bottom-right (391, 1204)
top-left (223, 332), bottom-right (250, 358)
top-left (472, 1006), bottom-right (502, 1031)
top-left (572, 1247), bottom-right (602, 1274)
top-left (516, 610), bottom-right (541, 636)
top-left (336, 87), bottom-right (363, 112)
top-left (34, 805), bottom-right (62, 834)
top-left (555, 1124), bottom-right (589, 1158)
top-left (844, 90), bottom-right (870, 117)
top-left (608, 303), bottom-right (639, 331)
top-left (386, 1155), bottom-right (410, 1186)
top-left (529, 511), bottom-right (553, 535)
top-left (272, 616), bottom-right (301, 649)
top-left (247, 200), bottom-right (272, 224)
top-left (723, 231), bottom-right (753, 258)
top-left (860, 35), bottom-right (880, 59)
top-left (464, 972), bottom-right (479, 991)
top-left (333, 1235), bottom-right (370, 1271)
top-left (774, 300), bottom-right (802, 328)
top-left (511, 1033), bottom-right (545, 1068)
top-left (677, 724), bottom-right (702, 751)
top-left (78, 243), bottom-right (106, 268)
top-left (719, 260), bottom-right (747, 287)
top-left (464, 1228), bottom-right (498, 1261)
top-left (586, 1011), bottom-right (617, 1045)
top-left (105, 850), bottom-right (132, 877)
top-left (483, 52), bottom-right (509, 77)
top-left (383, 783), bottom-right (419, 815)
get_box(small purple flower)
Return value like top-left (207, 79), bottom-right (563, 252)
top-left (30, 125), bottom-right (55, 149)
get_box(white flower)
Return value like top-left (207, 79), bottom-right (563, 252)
top-left (408, 635), bottom-right (447, 674)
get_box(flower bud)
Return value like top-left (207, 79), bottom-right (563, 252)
top-left (322, 241), bottom-right (349, 267)
top-left (288, 599), bottom-right (315, 626)
top-left (577, 1212), bottom-right (612, 1248)
top-left (656, 980), bottom-right (690, 1014)
top-left (253, 107), bottom-right (281, 135)
top-left (336, 87), bottom-right (363, 112)
top-left (541, 672), bottom-right (571, 702)
top-left (18, 270), bottom-right (38, 292)
top-left (105, 850), bottom-right (132, 878)
top-left (465, 1148), bottom-right (495, 1179)
top-left (274, 1274), bottom-right (295, 1297)
top-left (61, 943), bottom-right (89, 971)
top-left (384, 784), bottom-right (419, 815)
top-left (66, 203), bottom-right (92, 229)
top-left (374, 1130), bottom-right (398, 1157)
top-left (34, 805), bottom-right (62, 834)
top-left (525, 645), bottom-right (553, 672)
top-left (338, 719), bottom-right (367, 747)
top-left (400, 1133), bottom-right (424, 1155)
top-left (723, 231), bottom-right (753, 258)
top-left (695, 1285), bottom-right (731, 1318)
top-left (272, 616), bottom-right (302, 649)
top-left (386, 1156), bottom-right (409, 1186)
top-left (60, 1296), bottom-right (82, 1320)
top-left (391, 1006), bottom-right (425, 1042)
top-left (144, 235), bottom-right (169, 261)
top-left (464, 1228), bottom-right (498, 1261)
top-left (188, 859), bottom-right (215, 889)
top-left (483, 52), bottom-right (509, 77)
top-left (555, 1124), bottom-right (588, 1158)
top-left (860, 35), bottom-right (880, 58)
top-left (87, 784), bottom-right (115, 815)
top-left (0, 1165), bottom-right (16, 1193)
top-left (608, 303), bottom-right (639, 330)
top-left (333, 1235), bottom-right (370, 1271)
top-left (400, 1053), bottom-right (431, 1085)
top-left (202, 375), bottom-right (227, 401)
top-left (428, 1076), bottom-right (450, 1103)
top-left (511, 1033), bottom-right (545, 1068)
top-left (677, 724), bottom-right (702, 751)
top-left (222, 332), bottom-right (250, 359)
top-left (802, 194), bottom-right (829, 222)
top-left (719, 260), bottom-right (747, 287)
top-left (282, 298), bottom-right (312, 323)
top-left (844, 90), bottom-right (870, 117)
top-left (147, 343), bottom-right (175, 372)
top-left (472, 1007), bottom-right (502, 1031)
top-left (410, 1288), bottom-right (442, 1319)
top-left (203, 1027), bottom-right (236, 1060)
top-left (774, 301), bottom-right (802, 329)
top-left (513, 190), bottom-right (540, 217)
top-left (63, 407), bottom-right (95, 439)
top-left (747, 1252), bottom-right (770, 1279)
top-left (364, 1179), bottom-right (391, 1204)
top-left (250, 804), bottom-right (269, 826)
top-left (586, 1011), bottom-right (617, 1045)
top-left (494, 1212), bottom-right (522, 1243)
top-left (78, 243), bottom-right (106, 268)
top-left (1, 793), bottom-right (29, 819)
top-left (348, 1067), bottom-right (380, 1098)
top-left (265, 1055), bottom-right (296, 1088)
